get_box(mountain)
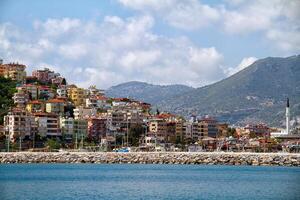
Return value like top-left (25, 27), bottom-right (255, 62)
top-left (158, 55), bottom-right (300, 126)
top-left (105, 81), bottom-right (195, 105)
top-left (106, 55), bottom-right (300, 126)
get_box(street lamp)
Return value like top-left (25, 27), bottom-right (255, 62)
top-left (19, 133), bottom-right (22, 152)
top-left (143, 119), bottom-right (148, 145)
top-left (75, 131), bottom-right (78, 149)
top-left (5, 126), bottom-right (9, 152)
top-left (155, 131), bottom-right (157, 152)
top-left (1, 106), bottom-right (11, 152)
top-left (126, 115), bottom-right (131, 147)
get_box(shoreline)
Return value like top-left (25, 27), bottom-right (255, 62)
top-left (1, 152), bottom-right (300, 166)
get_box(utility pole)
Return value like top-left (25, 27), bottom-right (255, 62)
top-left (80, 133), bottom-right (84, 149)
top-left (143, 119), bottom-right (148, 145)
top-left (19, 136), bottom-right (22, 151)
top-left (6, 129), bottom-right (10, 152)
top-left (32, 131), bottom-right (35, 149)
top-left (2, 107), bottom-right (11, 152)
top-left (155, 132), bottom-right (157, 151)
top-left (75, 132), bottom-right (78, 149)
top-left (126, 116), bottom-right (129, 147)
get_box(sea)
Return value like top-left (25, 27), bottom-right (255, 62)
top-left (0, 164), bottom-right (299, 200)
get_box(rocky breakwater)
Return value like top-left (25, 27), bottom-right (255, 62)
top-left (1, 152), bottom-right (300, 166)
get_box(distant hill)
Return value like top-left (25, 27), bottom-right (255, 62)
top-left (158, 55), bottom-right (300, 126)
top-left (106, 55), bottom-right (300, 126)
top-left (105, 81), bottom-right (195, 105)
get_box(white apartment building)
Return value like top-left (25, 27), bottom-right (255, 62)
top-left (73, 106), bottom-right (97, 119)
top-left (4, 109), bottom-right (37, 141)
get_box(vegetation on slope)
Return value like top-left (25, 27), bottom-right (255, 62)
top-left (0, 77), bottom-right (17, 124)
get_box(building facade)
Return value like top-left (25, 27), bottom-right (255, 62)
top-left (34, 113), bottom-right (61, 137)
top-left (67, 86), bottom-right (86, 106)
top-left (4, 109), bottom-right (37, 141)
top-left (32, 68), bottom-right (59, 83)
top-left (0, 63), bottom-right (26, 83)
top-left (198, 117), bottom-right (218, 138)
top-left (46, 99), bottom-right (65, 115)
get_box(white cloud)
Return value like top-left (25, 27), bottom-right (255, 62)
top-left (104, 16), bottom-right (124, 27)
top-left (119, 0), bottom-right (300, 53)
top-left (164, 1), bottom-right (220, 30)
top-left (34, 18), bottom-right (81, 37)
top-left (58, 43), bottom-right (87, 60)
top-left (119, 0), bottom-right (173, 11)
top-left (0, 16), bottom-right (225, 89)
top-left (266, 28), bottom-right (300, 52)
top-left (2, 0), bottom-right (298, 89)
top-left (189, 47), bottom-right (223, 77)
top-left (119, 50), bottom-right (161, 71)
top-left (221, 0), bottom-right (300, 52)
top-left (119, 0), bottom-right (220, 30)
top-left (226, 57), bottom-right (257, 76)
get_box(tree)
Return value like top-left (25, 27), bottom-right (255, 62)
top-left (156, 108), bottom-right (160, 115)
top-left (61, 78), bottom-right (67, 85)
top-left (50, 84), bottom-right (58, 91)
top-left (0, 77), bottom-right (17, 124)
top-left (227, 127), bottom-right (238, 138)
top-left (64, 104), bottom-right (75, 117)
top-left (129, 124), bottom-right (144, 146)
top-left (249, 132), bottom-right (257, 138)
top-left (38, 92), bottom-right (49, 100)
top-left (45, 138), bottom-right (61, 151)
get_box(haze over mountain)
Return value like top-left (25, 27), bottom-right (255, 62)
top-left (106, 81), bottom-right (195, 104)
top-left (106, 55), bottom-right (300, 126)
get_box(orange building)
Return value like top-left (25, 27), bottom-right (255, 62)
top-left (0, 62), bottom-right (26, 83)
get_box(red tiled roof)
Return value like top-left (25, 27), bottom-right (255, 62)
top-left (199, 116), bottom-right (216, 122)
top-left (28, 100), bottom-right (43, 104)
top-left (156, 113), bottom-right (176, 119)
top-left (47, 98), bottom-right (65, 103)
top-left (113, 97), bottom-right (130, 102)
top-left (11, 108), bottom-right (26, 112)
top-left (56, 97), bottom-right (67, 100)
top-left (34, 112), bottom-right (58, 117)
top-left (96, 96), bottom-right (108, 100)
top-left (24, 84), bottom-right (36, 87)
top-left (38, 85), bottom-right (50, 89)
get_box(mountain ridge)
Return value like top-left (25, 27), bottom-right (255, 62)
top-left (106, 81), bottom-right (195, 104)
top-left (106, 55), bottom-right (300, 126)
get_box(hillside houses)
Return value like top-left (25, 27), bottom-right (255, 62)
top-left (1, 60), bottom-right (297, 152)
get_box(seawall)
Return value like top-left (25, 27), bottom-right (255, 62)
top-left (1, 152), bottom-right (300, 166)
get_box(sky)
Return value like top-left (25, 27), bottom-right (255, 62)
top-left (0, 0), bottom-right (299, 89)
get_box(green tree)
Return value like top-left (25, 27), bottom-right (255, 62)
top-left (129, 124), bottom-right (144, 146)
top-left (0, 77), bottom-right (17, 124)
top-left (227, 127), bottom-right (238, 138)
top-left (156, 108), bottom-right (160, 115)
top-left (45, 138), bottom-right (61, 151)
top-left (50, 84), bottom-right (58, 91)
top-left (249, 132), bottom-right (257, 138)
top-left (38, 92), bottom-right (49, 100)
top-left (61, 78), bottom-right (67, 85)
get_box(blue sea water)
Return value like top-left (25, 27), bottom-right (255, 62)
top-left (0, 164), bottom-right (299, 200)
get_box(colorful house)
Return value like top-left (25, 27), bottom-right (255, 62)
top-left (46, 98), bottom-right (65, 115)
top-left (26, 100), bottom-right (45, 113)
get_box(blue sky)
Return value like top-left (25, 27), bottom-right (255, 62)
top-left (0, 0), bottom-right (299, 88)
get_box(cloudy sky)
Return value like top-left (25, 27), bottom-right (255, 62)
top-left (0, 0), bottom-right (299, 89)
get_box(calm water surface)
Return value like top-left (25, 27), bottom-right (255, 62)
top-left (0, 164), bottom-right (299, 200)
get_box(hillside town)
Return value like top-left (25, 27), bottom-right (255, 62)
top-left (0, 60), bottom-right (299, 153)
